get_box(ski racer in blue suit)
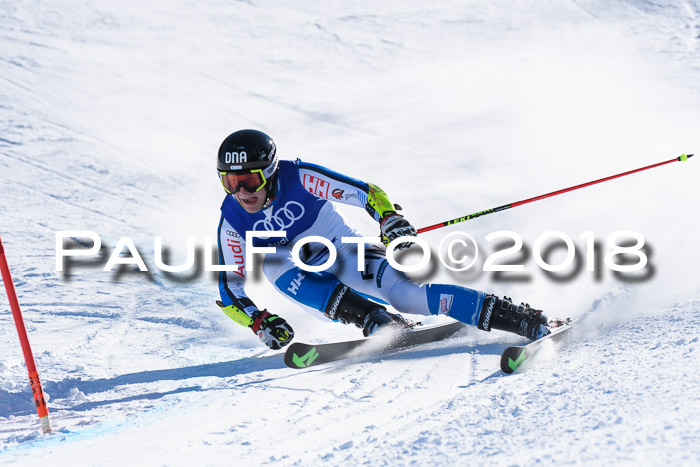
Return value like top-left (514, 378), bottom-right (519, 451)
top-left (215, 129), bottom-right (551, 350)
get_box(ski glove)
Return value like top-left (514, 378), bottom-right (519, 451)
top-left (380, 212), bottom-right (417, 250)
top-left (251, 310), bottom-right (294, 350)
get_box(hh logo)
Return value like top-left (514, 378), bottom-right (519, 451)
top-left (287, 272), bottom-right (306, 295)
top-left (303, 174), bottom-right (330, 198)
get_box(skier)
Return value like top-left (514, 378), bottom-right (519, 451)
top-left (215, 129), bottom-right (551, 350)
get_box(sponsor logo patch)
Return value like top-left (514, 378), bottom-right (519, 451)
top-left (439, 294), bottom-right (454, 315)
top-left (223, 151), bottom-right (247, 164)
top-left (253, 201), bottom-right (305, 231)
top-left (303, 174), bottom-right (330, 198)
top-left (481, 296), bottom-right (496, 330)
top-left (226, 238), bottom-right (245, 277)
top-left (326, 285), bottom-right (348, 320)
top-left (287, 272), bottom-right (306, 296)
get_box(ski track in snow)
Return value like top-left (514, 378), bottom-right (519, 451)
top-left (1, 0), bottom-right (699, 465)
top-left (1, 304), bottom-right (698, 465)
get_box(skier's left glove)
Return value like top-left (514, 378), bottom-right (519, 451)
top-left (251, 310), bottom-right (295, 350)
top-left (380, 212), bottom-right (417, 250)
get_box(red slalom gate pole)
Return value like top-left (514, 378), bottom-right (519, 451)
top-left (0, 234), bottom-right (52, 434)
top-left (417, 153), bottom-right (694, 234)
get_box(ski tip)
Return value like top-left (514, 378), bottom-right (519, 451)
top-left (500, 347), bottom-right (526, 374)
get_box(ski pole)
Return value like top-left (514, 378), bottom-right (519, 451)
top-left (0, 234), bottom-right (52, 434)
top-left (417, 153), bottom-right (694, 234)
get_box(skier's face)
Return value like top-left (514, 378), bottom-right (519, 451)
top-left (235, 186), bottom-right (267, 213)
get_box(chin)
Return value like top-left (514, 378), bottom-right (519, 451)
top-left (242, 204), bottom-right (263, 213)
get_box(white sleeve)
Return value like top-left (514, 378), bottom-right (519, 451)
top-left (217, 216), bottom-right (258, 316)
top-left (297, 159), bottom-right (369, 210)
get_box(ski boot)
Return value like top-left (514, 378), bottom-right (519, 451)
top-left (324, 284), bottom-right (410, 337)
top-left (477, 294), bottom-right (550, 340)
top-left (362, 308), bottom-right (411, 337)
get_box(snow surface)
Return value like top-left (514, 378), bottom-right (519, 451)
top-left (1, 0), bottom-right (699, 465)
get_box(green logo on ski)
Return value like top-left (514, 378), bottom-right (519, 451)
top-left (508, 350), bottom-right (526, 371)
top-left (292, 347), bottom-right (320, 368)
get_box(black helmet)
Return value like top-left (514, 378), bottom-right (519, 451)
top-left (217, 129), bottom-right (279, 202)
top-left (217, 129), bottom-right (277, 172)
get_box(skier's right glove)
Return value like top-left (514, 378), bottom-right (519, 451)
top-left (380, 213), bottom-right (417, 250)
top-left (250, 310), bottom-right (295, 350)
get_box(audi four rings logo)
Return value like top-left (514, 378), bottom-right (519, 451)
top-left (253, 201), bottom-right (306, 231)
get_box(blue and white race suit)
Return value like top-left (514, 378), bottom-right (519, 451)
top-left (217, 159), bottom-right (485, 325)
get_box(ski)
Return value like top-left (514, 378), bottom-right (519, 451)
top-left (500, 319), bottom-right (575, 374)
top-left (284, 321), bottom-right (467, 369)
